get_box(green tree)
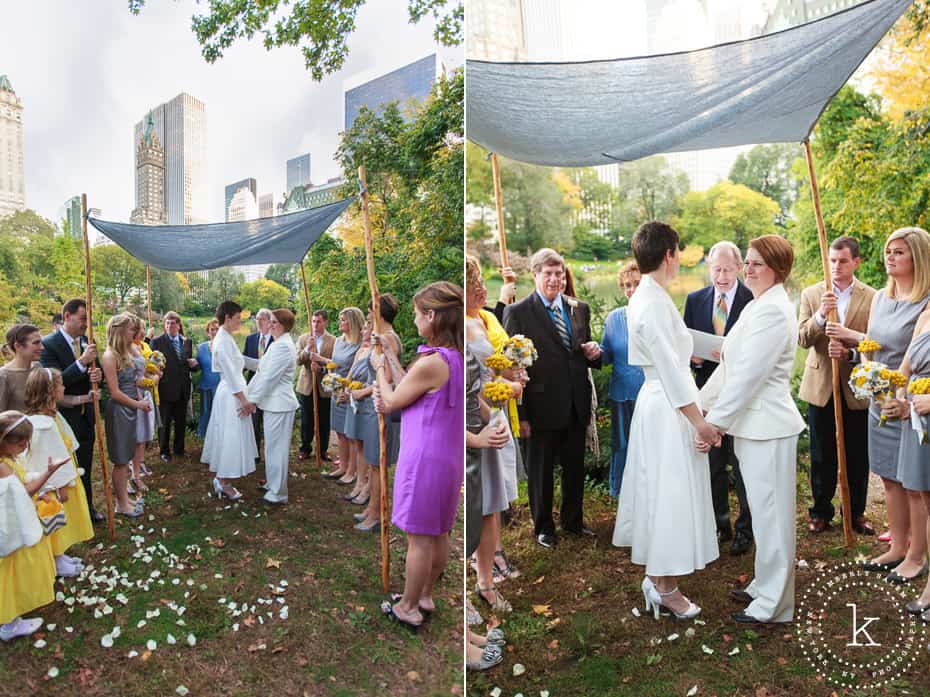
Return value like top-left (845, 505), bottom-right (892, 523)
top-left (237, 278), bottom-right (292, 313)
top-left (729, 143), bottom-right (802, 218)
top-left (129, 0), bottom-right (462, 81)
top-left (613, 156), bottom-right (690, 235)
top-left (265, 264), bottom-right (300, 299)
top-left (90, 244), bottom-right (147, 307)
top-left (675, 181), bottom-right (780, 251)
top-left (203, 268), bottom-right (245, 311)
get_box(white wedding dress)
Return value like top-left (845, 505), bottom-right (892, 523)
top-left (612, 274), bottom-right (718, 576)
top-left (201, 326), bottom-right (258, 479)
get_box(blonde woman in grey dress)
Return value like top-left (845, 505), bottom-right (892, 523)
top-left (321, 308), bottom-right (364, 483)
top-left (828, 227), bottom-right (930, 582)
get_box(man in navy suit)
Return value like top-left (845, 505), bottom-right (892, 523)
top-left (40, 298), bottom-right (104, 522)
top-left (151, 311), bottom-right (196, 460)
top-left (243, 308), bottom-right (274, 458)
top-left (683, 241), bottom-right (755, 555)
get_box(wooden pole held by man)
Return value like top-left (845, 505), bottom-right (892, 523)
top-left (146, 265), bottom-right (153, 330)
top-left (490, 153), bottom-right (510, 269)
top-left (82, 194), bottom-right (115, 541)
top-left (358, 165), bottom-right (390, 592)
top-left (298, 260), bottom-right (323, 471)
top-left (803, 141), bottom-right (855, 548)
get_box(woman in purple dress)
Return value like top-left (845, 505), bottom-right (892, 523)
top-left (372, 281), bottom-right (464, 632)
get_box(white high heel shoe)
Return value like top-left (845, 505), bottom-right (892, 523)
top-left (642, 576), bottom-right (657, 615)
top-left (657, 587), bottom-right (701, 620)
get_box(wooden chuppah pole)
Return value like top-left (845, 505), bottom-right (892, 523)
top-left (82, 194), bottom-right (116, 541)
top-left (490, 153), bottom-right (510, 270)
top-left (146, 265), bottom-right (153, 330)
top-left (803, 141), bottom-right (855, 548)
top-left (358, 165), bottom-right (390, 593)
top-left (298, 261), bottom-right (323, 471)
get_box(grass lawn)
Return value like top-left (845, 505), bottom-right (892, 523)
top-left (467, 464), bottom-right (930, 696)
top-left (0, 431), bottom-right (463, 697)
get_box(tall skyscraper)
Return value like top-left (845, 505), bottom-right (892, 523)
top-left (133, 93), bottom-right (207, 225)
top-left (63, 196), bottom-right (83, 240)
top-left (228, 186), bottom-right (268, 282)
top-left (344, 54), bottom-right (441, 132)
top-left (0, 74), bottom-right (25, 219)
top-left (258, 193), bottom-right (276, 219)
top-left (130, 112), bottom-right (168, 225)
top-left (224, 177), bottom-right (257, 222)
top-left (286, 154), bottom-right (311, 193)
top-left (467, 0), bottom-right (528, 61)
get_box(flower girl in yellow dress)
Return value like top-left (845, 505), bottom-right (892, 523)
top-left (0, 410), bottom-right (69, 642)
top-left (23, 368), bottom-right (94, 577)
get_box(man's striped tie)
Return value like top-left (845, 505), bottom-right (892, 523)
top-left (550, 303), bottom-right (572, 351)
top-left (713, 294), bottom-right (728, 336)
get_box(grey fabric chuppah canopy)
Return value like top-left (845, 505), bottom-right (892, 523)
top-left (88, 197), bottom-right (354, 271)
top-left (466, 0), bottom-right (912, 167)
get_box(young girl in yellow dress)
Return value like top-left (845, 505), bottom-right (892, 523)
top-left (0, 410), bottom-right (68, 642)
top-left (23, 368), bottom-right (94, 577)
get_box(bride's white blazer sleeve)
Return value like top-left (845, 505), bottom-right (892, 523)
top-left (247, 342), bottom-right (286, 406)
top-left (636, 302), bottom-right (696, 409)
top-left (704, 303), bottom-right (786, 431)
top-left (213, 334), bottom-right (248, 395)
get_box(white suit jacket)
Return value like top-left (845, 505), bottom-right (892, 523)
top-left (246, 333), bottom-right (299, 413)
top-left (700, 283), bottom-right (805, 440)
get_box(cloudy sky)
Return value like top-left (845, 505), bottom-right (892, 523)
top-left (1, 1), bottom-right (462, 225)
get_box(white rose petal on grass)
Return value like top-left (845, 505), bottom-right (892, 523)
top-left (146, 640), bottom-right (157, 651)
top-left (687, 687), bottom-right (698, 697)
top-left (186, 633), bottom-right (196, 647)
top-left (176, 687), bottom-right (189, 697)
top-left (232, 623), bottom-right (239, 632)
top-left (46, 624), bottom-right (56, 631)
top-left (101, 634), bottom-right (114, 648)
top-left (137, 620), bottom-right (147, 629)
top-left (797, 559), bottom-right (809, 569)
top-left (685, 628), bottom-right (696, 638)
top-left (667, 633), bottom-right (679, 642)
top-left (65, 626), bottom-right (73, 633)
top-left (728, 647), bottom-right (740, 656)
top-left (541, 692), bottom-right (550, 697)
top-left (490, 689), bottom-right (502, 697)
top-left (127, 650), bottom-right (138, 658)
top-left (34, 639), bottom-right (47, 648)
top-left (631, 607), bottom-right (641, 617)
top-left (512, 663), bottom-right (526, 677)
top-left (47, 667), bottom-right (59, 679)
top-left (111, 626), bottom-right (121, 638)
top-left (701, 644), bottom-right (714, 655)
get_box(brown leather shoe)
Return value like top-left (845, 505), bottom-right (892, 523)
top-left (808, 517), bottom-right (830, 534)
top-left (853, 516), bottom-right (876, 535)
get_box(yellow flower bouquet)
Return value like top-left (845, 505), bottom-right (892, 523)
top-left (908, 377), bottom-right (930, 444)
top-left (502, 334), bottom-right (538, 369)
top-left (850, 360), bottom-right (905, 426)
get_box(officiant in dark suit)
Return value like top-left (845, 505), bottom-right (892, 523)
top-left (40, 298), bottom-right (104, 522)
top-left (503, 248), bottom-right (601, 549)
top-left (151, 311), bottom-right (196, 461)
top-left (243, 308), bottom-right (274, 458)
top-left (684, 240), bottom-right (755, 555)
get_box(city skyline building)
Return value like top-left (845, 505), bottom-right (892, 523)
top-left (63, 195), bottom-right (82, 241)
top-left (467, 0), bottom-right (528, 61)
top-left (228, 186), bottom-right (267, 282)
top-left (130, 112), bottom-right (168, 225)
top-left (280, 177), bottom-right (344, 214)
top-left (344, 54), bottom-right (440, 132)
top-left (258, 192), bottom-right (276, 219)
top-left (224, 177), bottom-right (257, 222)
top-left (0, 74), bottom-right (26, 219)
top-left (286, 153), bottom-right (311, 193)
top-left (133, 92), bottom-right (207, 225)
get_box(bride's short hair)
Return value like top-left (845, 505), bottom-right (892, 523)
top-left (632, 221), bottom-right (679, 273)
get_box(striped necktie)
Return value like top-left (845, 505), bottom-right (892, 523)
top-left (549, 301), bottom-right (572, 351)
top-left (713, 294), bottom-right (728, 336)
top-left (172, 336), bottom-right (183, 361)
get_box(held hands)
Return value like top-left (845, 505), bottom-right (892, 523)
top-left (818, 291), bottom-right (838, 319)
top-left (237, 400), bottom-right (257, 418)
top-left (581, 341), bottom-right (601, 361)
top-left (825, 321), bottom-right (861, 347)
top-left (880, 397), bottom-right (909, 421)
top-left (476, 420), bottom-right (509, 449)
top-left (79, 343), bottom-right (97, 366)
top-left (694, 421), bottom-right (723, 452)
top-left (827, 340), bottom-right (848, 360)
top-left (88, 367), bottom-right (102, 384)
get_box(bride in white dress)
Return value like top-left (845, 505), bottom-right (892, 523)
top-left (201, 300), bottom-right (258, 500)
top-left (612, 221), bottom-right (720, 620)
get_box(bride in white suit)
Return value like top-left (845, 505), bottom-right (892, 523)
top-left (613, 221), bottom-right (721, 620)
top-left (244, 309), bottom-right (299, 504)
top-left (700, 235), bottom-right (805, 624)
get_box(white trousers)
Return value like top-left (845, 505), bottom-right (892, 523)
top-left (735, 435), bottom-right (797, 622)
top-left (263, 410), bottom-right (295, 503)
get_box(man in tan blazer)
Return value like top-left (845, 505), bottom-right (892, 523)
top-left (295, 309), bottom-right (336, 462)
top-left (798, 236), bottom-right (876, 535)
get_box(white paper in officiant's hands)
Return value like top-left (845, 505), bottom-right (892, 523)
top-left (688, 329), bottom-right (725, 362)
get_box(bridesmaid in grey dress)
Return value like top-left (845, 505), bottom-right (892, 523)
top-left (833, 227), bottom-right (930, 580)
top-left (323, 307), bottom-right (364, 484)
top-left (901, 323), bottom-right (930, 616)
top-left (102, 313), bottom-right (151, 517)
top-left (342, 328), bottom-right (374, 506)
